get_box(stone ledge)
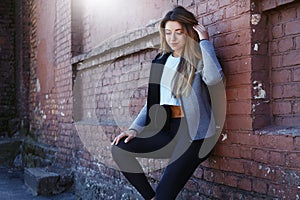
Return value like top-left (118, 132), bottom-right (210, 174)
top-left (24, 167), bottom-right (74, 196)
top-left (25, 167), bottom-right (60, 196)
top-left (255, 125), bottom-right (300, 137)
top-left (260, 0), bottom-right (297, 11)
top-left (71, 25), bottom-right (160, 70)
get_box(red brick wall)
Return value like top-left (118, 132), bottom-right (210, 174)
top-left (15, 0), bottom-right (31, 136)
top-left (0, 0), bottom-right (16, 137)
top-left (268, 2), bottom-right (300, 126)
top-left (54, 0), bottom-right (76, 166)
top-left (28, 0), bottom-right (58, 146)
top-left (22, 0), bottom-right (300, 199)
top-left (251, 0), bottom-right (300, 129)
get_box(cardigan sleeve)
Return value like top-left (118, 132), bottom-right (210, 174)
top-left (128, 102), bottom-right (147, 134)
top-left (199, 40), bottom-right (224, 85)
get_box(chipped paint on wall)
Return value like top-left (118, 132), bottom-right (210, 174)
top-left (254, 43), bottom-right (259, 51)
top-left (253, 81), bottom-right (266, 99)
top-left (36, 78), bottom-right (41, 93)
top-left (251, 14), bottom-right (261, 25)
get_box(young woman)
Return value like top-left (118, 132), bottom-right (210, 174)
top-left (111, 6), bottom-right (224, 200)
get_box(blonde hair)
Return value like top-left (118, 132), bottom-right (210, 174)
top-left (159, 6), bottom-right (202, 97)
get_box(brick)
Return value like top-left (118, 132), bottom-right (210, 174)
top-left (207, 0), bottom-right (218, 12)
top-left (237, 85), bottom-right (252, 100)
top-left (252, 179), bottom-right (267, 194)
top-left (226, 116), bottom-right (253, 130)
top-left (223, 174), bottom-right (238, 188)
top-left (228, 131), bottom-right (259, 146)
top-left (228, 101), bottom-right (252, 115)
top-left (226, 72), bottom-right (251, 87)
top-left (219, 158), bottom-right (245, 174)
top-left (213, 8), bottom-right (225, 22)
top-left (196, 2), bottom-right (206, 15)
top-left (245, 161), bottom-right (276, 180)
top-left (193, 167), bottom-right (203, 179)
top-left (259, 134), bottom-right (277, 149)
top-left (278, 38), bottom-right (294, 52)
top-left (272, 24), bottom-right (284, 39)
top-left (225, 4), bottom-right (238, 18)
top-left (237, 0), bottom-right (251, 14)
top-left (214, 20), bottom-right (231, 34)
top-left (202, 13), bottom-right (212, 25)
top-left (271, 55), bottom-right (283, 68)
top-left (203, 170), bottom-right (214, 182)
top-left (273, 101), bottom-right (292, 114)
top-left (285, 19), bottom-right (300, 35)
top-left (282, 83), bottom-right (300, 98)
top-left (185, 179), bottom-right (198, 192)
top-left (267, 183), bottom-right (295, 198)
top-left (237, 177), bottom-right (251, 191)
top-left (268, 151), bottom-right (285, 166)
top-left (272, 69), bottom-right (291, 83)
top-left (219, 0), bottom-right (231, 8)
top-left (280, 6), bottom-right (297, 22)
top-left (286, 152), bottom-right (300, 168)
top-left (293, 101), bottom-right (300, 114)
top-left (222, 58), bottom-right (251, 75)
top-left (293, 67), bottom-right (300, 81)
top-left (252, 148), bottom-right (269, 164)
top-left (274, 116), bottom-right (300, 127)
top-left (226, 88), bottom-right (238, 101)
top-left (272, 84), bottom-right (283, 99)
top-left (276, 135), bottom-right (295, 151)
top-left (217, 44), bottom-right (251, 59)
top-left (295, 137), bottom-right (300, 150)
top-left (239, 146), bottom-right (252, 160)
top-left (214, 143), bottom-right (240, 158)
top-left (231, 14), bottom-right (250, 30)
top-left (210, 170), bottom-right (224, 185)
top-left (296, 36), bottom-right (300, 49)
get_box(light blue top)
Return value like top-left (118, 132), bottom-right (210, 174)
top-left (160, 54), bottom-right (181, 106)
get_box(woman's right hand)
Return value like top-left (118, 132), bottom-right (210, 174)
top-left (111, 129), bottom-right (137, 145)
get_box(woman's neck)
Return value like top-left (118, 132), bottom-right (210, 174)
top-left (172, 51), bottom-right (181, 57)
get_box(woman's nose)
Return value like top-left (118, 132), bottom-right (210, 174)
top-left (171, 33), bottom-right (176, 41)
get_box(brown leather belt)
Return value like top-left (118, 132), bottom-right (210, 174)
top-left (170, 105), bottom-right (184, 118)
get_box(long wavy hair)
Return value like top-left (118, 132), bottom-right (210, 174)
top-left (159, 6), bottom-right (202, 97)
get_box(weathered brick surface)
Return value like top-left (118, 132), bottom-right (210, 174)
top-left (15, 0), bottom-right (31, 137)
top-left (5, 0), bottom-right (299, 199)
top-left (268, 1), bottom-right (300, 127)
top-left (0, 0), bottom-right (17, 137)
top-left (251, 0), bottom-right (300, 129)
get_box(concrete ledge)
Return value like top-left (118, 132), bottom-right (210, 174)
top-left (25, 167), bottom-right (59, 196)
top-left (71, 26), bottom-right (160, 70)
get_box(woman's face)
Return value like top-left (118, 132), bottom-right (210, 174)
top-left (165, 21), bottom-right (186, 57)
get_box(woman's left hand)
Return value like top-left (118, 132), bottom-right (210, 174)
top-left (193, 23), bottom-right (209, 40)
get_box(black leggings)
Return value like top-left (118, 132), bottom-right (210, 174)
top-left (111, 118), bottom-right (213, 200)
